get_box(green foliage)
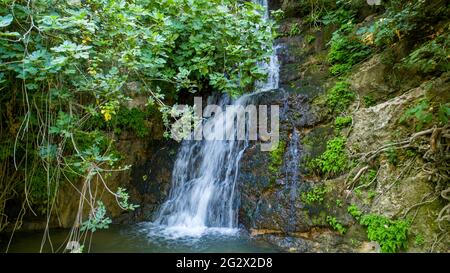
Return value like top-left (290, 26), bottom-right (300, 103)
top-left (348, 204), bottom-right (410, 253)
top-left (311, 137), bottom-right (348, 176)
top-left (335, 199), bottom-right (343, 207)
top-left (326, 81), bottom-right (355, 112)
top-left (402, 32), bottom-right (450, 74)
top-left (360, 214), bottom-right (409, 253)
top-left (438, 103), bottom-right (450, 124)
top-left (363, 95), bottom-right (376, 107)
top-left (326, 216), bottom-right (346, 234)
top-left (289, 23), bottom-right (301, 37)
top-left (27, 167), bottom-right (58, 215)
top-left (305, 34), bottom-right (316, 44)
top-left (373, 0), bottom-right (448, 48)
top-left (321, 4), bottom-right (355, 26)
top-left (301, 185), bottom-right (328, 205)
top-left (271, 9), bottom-right (285, 22)
top-left (113, 107), bottom-right (151, 138)
top-left (399, 99), bottom-right (433, 131)
top-left (80, 201), bottom-right (112, 233)
top-left (385, 147), bottom-right (398, 166)
top-left (116, 187), bottom-right (139, 211)
top-left (359, 169), bottom-right (377, 186)
top-left (268, 140), bottom-right (286, 174)
top-left (334, 116), bottom-right (352, 130)
top-left (347, 204), bottom-right (363, 220)
top-left (0, 0), bottom-right (274, 230)
top-left (414, 234), bottom-right (425, 247)
top-left (327, 25), bottom-right (372, 75)
top-left (296, 0), bottom-right (335, 26)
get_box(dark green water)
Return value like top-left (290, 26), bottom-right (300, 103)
top-left (1, 223), bottom-right (279, 253)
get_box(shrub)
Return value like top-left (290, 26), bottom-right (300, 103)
top-left (334, 116), bottom-right (352, 130)
top-left (360, 214), bottom-right (409, 253)
top-left (114, 107), bottom-right (150, 138)
top-left (402, 32), bottom-right (450, 75)
top-left (327, 26), bottom-right (372, 75)
top-left (399, 99), bottom-right (433, 131)
top-left (363, 95), bottom-right (376, 107)
top-left (385, 146), bottom-right (398, 166)
top-left (348, 204), bottom-right (410, 253)
top-left (326, 216), bottom-right (347, 234)
top-left (289, 23), bottom-right (301, 37)
top-left (301, 185), bottom-right (328, 205)
top-left (311, 137), bottom-right (348, 176)
top-left (326, 81), bottom-right (355, 112)
top-left (347, 204), bottom-right (363, 220)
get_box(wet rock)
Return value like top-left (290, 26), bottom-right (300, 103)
top-left (54, 137), bottom-right (178, 228)
top-left (257, 229), bottom-right (356, 253)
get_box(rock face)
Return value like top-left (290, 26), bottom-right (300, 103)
top-left (237, 32), bottom-right (358, 252)
top-left (52, 132), bottom-right (178, 229)
top-left (236, 1), bottom-right (449, 253)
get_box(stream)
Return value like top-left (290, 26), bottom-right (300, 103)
top-left (1, 224), bottom-right (278, 253)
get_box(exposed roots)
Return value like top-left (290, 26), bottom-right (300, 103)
top-left (346, 125), bottom-right (449, 244)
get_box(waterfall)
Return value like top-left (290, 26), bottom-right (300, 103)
top-left (152, 0), bottom-right (279, 238)
top-left (286, 129), bottom-right (300, 232)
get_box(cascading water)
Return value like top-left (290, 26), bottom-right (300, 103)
top-left (152, 0), bottom-right (279, 238)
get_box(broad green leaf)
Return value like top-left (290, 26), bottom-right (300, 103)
top-left (0, 14), bottom-right (13, 28)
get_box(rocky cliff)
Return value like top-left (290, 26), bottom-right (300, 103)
top-left (237, 0), bottom-right (449, 253)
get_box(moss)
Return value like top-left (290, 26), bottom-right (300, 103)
top-left (268, 140), bottom-right (286, 174)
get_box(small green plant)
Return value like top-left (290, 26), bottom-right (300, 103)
top-left (348, 204), bottom-right (410, 253)
top-left (305, 34), bottom-right (316, 44)
top-left (336, 199), bottom-right (343, 207)
top-left (367, 190), bottom-right (376, 200)
top-left (399, 99), bottom-right (433, 131)
top-left (301, 185), bottom-right (328, 205)
top-left (350, 238), bottom-right (361, 247)
top-left (354, 188), bottom-right (363, 199)
top-left (270, 9), bottom-right (284, 22)
top-left (334, 116), bottom-right (352, 130)
top-left (289, 23), bottom-right (301, 37)
top-left (326, 81), bottom-right (355, 112)
top-left (327, 27), bottom-right (372, 75)
top-left (438, 103), bottom-right (450, 125)
top-left (347, 204), bottom-right (363, 219)
top-left (360, 214), bottom-right (410, 253)
top-left (414, 234), bottom-right (425, 247)
top-left (385, 147), bottom-right (398, 166)
top-left (321, 8), bottom-right (355, 26)
top-left (326, 216), bottom-right (347, 234)
top-left (363, 95), bottom-right (376, 107)
top-left (405, 149), bottom-right (417, 158)
top-left (402, 32), bottom-right (449, 74)
top-left (359, 169), bottom-right (377, 186)
top-left (113, 107), bottom-right (151, 138)
top-left (268, 140), bottom-right (286, 174)
top-left (310, 137), bottom-right (348, 176)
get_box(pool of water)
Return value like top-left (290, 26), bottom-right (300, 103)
top-left (1, 223), bottom-right (280, 253)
